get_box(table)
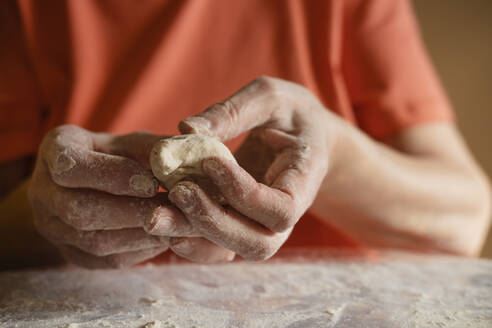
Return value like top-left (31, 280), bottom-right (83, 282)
top-left (1, 249), bottom-right (491, 327)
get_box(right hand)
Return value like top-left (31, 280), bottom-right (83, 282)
top-left (27, 125), bottom-right (178, 268)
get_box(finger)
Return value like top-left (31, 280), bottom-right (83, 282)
top-left (254, 127), bottom-right (328, 189)
top-left (92, 131), bottom-right (163, 169)
top-left (170, 237), bottom-right (235, 263)
top-left (169, 182), bottom-right (290, 261)
top-left (59, 245), bottom-right (168, 269)
top-left (33, 166), bottom-right (192, 232)
top-left (33, 206), bottom-right (170, 256)
top-left (202, 157), bottom-right (307, 232)
top-left (263, 130), bottom-right (328, 208)
top-left (144, 210), bottom-right (197, 237)
top-left (256, 128), bottom-right (299, 151)
top-left (42, 125), bottom-right (158, 197)
top-left (179, 76), bottom-right (281, 141)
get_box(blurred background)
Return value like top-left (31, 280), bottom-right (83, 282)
top-left (412, 0), bottom-right (492, 257)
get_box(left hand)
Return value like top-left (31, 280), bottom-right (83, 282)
top-left (151, 76), bottom-right (338, 261)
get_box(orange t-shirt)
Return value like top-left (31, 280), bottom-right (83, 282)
top-left (0, 0), bottom-right (453, 248)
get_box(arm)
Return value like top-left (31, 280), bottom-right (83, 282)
top-left (310, 0), bottom-right (491, 255)
top-left (311, 120), bottom-right (491, 256)
top-left (156, 77), bottom-right (490, 261)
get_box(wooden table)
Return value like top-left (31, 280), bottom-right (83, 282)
top-left (1, 249), bottom-right (491, 327)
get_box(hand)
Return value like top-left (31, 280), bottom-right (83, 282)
top-left (28, 125), bottom-right (180, 268)
top-left (154, 76), bottom-right (336, 260)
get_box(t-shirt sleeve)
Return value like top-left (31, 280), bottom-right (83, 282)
top-left (0, 1), bottom-right (44, 163)
top-left (342, 0), bottom-right (454, 140)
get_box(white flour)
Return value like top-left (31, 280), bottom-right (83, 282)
top-left (1, 251), bottom-right (491, 328)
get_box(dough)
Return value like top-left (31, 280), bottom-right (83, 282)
top-left (150, 134), bottom-right (237, 202)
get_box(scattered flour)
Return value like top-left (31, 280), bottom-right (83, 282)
top-left (143, 321), bottom-right (161, 328)
top-left (1, 251), bottom-right (491, 328)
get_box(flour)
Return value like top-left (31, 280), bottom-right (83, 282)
top-left (324, 303), bottom-right (346, 324)
top-left (58, 324), bottom-right (80, 328)
top-left (1, 251), bottom-right (492, 328)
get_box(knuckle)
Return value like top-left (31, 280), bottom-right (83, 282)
top-left (54, 124), bottom-right (86, 137)
top-left (211, 99), bottom-right (240, 126)
top-left (82, 232), bottom-right (109, 256)
top-left (293, 142), bottom-right (312, 160)
top-left (41, 145), bottom-right (77, 182)
top-left (55, 124), bottom-right (81, 133)
top-left (49, 148), bottom-right (78, 177)
top-left (55, 190), bottom-right (85, 229)
top-left (43, 125), bottom-right (82, 147)
top-left (62, 194), bottom-right (101, 230)
top-left (243, 184), bottom-right (264, 206)
top-left (254, 75), bottom-right (276, 93)
top-left (64, 207), bottom-right (89, 230)
top-left (42, 125), bottom-right (90, 177)
top-left (43, 125), bottom-right (65, 144)
top-left (64, 209), bottom-right (83, 229)
top-left (196, 214), bottom-right (222, 234)
top-left (282, 144), bottom-right (312, 175)
top-left (171, 183), bottom-right (202, 216)
top-left (247, 240), bottom-right (277, 261)
top-left (271, 211), bottom-right (297, 233)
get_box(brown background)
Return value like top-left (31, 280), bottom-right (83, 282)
top-left (412, 0), bottom-right (492, 257)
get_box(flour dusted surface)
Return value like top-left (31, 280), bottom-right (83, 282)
top-left (1, 251), bottom-right (491, 327)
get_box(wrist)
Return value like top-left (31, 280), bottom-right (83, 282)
top-left (320, 109), bottom-right (353, 185)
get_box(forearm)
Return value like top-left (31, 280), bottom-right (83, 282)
top-left (311, 121), bottom-right (491, 256)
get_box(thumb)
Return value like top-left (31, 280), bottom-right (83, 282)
top-left (179, 76), bottom-right (279, 141)
top-left (93, 131), bottom-right (164, 169)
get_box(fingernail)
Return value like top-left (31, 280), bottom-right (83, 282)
top-left (52, 151), bottom-right (76, 174)
top-left (130, 174), bottom-right (158, 196)
top-left (170, 185), bottom-right (194, 207)
top-left (226, 252), bottom-right (236, 262)
top-left (203, 158), bottom-right (218, 170)
top-left (172, 239), bottom-right (192, 254)
top-left (203, 159), bottom-right (226, 180)
top-left (181, 117), bottom-right (211, 135)
top-left (145, 216), bottom-right (173, 234)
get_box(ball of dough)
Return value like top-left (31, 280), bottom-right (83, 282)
top-left (150, 134), bottom-right (237, 202)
